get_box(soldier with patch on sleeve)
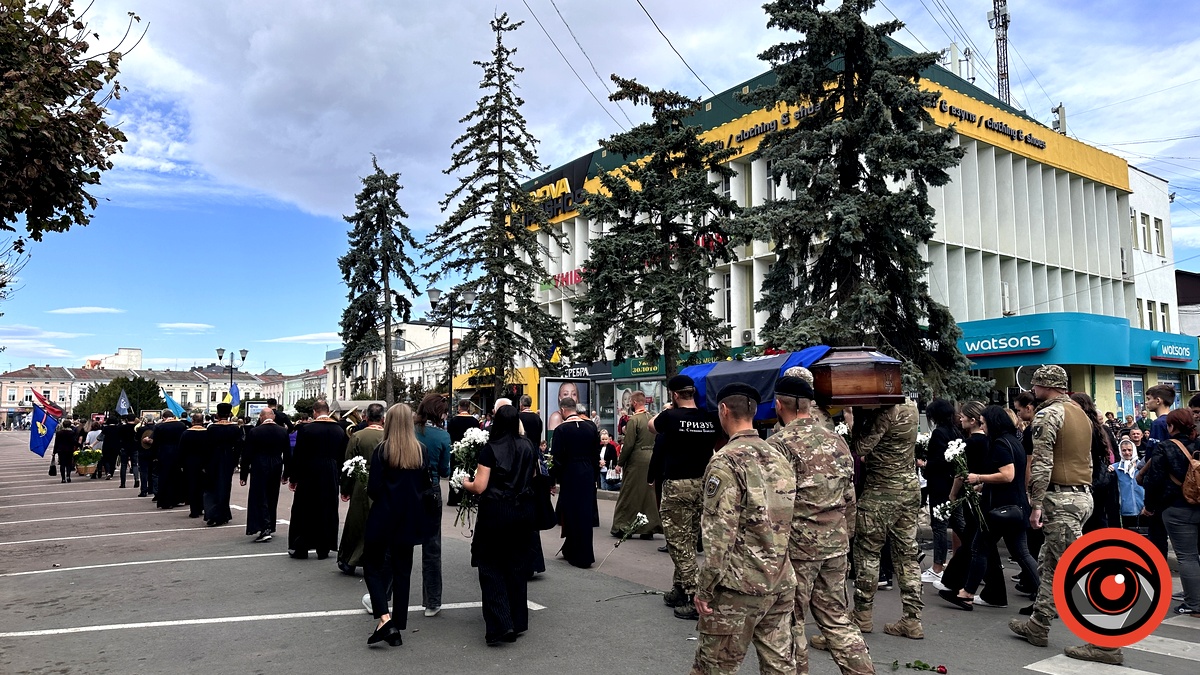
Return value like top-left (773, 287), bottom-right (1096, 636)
top-left (690, 383), bottom-right (797, 675)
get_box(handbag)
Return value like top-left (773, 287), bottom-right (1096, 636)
top-left (533, 473), bottom-right (556, 531)
top-left (987, 504), bottom-right (1025, 528)
top-left (1168, 440), bottom-right (1200, 505)
top-left (48, 460), bottom-right (57, 477)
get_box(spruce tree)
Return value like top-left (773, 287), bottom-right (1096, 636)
top-left (426, 13), bottom-right (567, 400)
top-left (741, 0), bottom-right (989, 398)
top-left (338, 155), bottom-right (420, 405)
top-left (575, 77), bottom-right (739, 377)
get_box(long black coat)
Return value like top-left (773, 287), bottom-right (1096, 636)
top-left (363, 445), bottom-right (432, 564)
top-left (550, 418), bottom-right (600, 567)
top-left (288, 419), bottom-right (346, 554)
top-left (152, 420), bottom-right (188, 509)
top-left (179, 426), bottom-right (208, 517)
top-left (243, 422), bottom-right (289, 534)
top-left (203, 423), bottom-right (243, 524)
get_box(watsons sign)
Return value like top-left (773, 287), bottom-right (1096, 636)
top-left (1151, 339), bottom-right (1196, 362)
top-left (934, 99), bottom-right (1047, 150)
top-left (960, 330), bottom-right (1056, 357)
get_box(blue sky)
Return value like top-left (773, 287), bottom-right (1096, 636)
top-left (3, 0), bottom-right (1200, 375)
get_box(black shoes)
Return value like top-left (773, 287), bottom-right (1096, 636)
top-left (486, 630), bottom-right (517, 646)
top-left (939, 589), bottom-right (974, 611)
top-left (338, 562), bottom-right (356, 575)
top-left (289, 550), bottom-right (308, 559)
top-left (316, 551), bottom-right (329, 560)
top-left (368, 619), bottom-right (402, 646)
top-left (674, 599), bottom-right (699, 621)
top-left (658, 545), bottom-right (669, 553)
top-left (1019, 604), bottom-right (1034, 616)
top-left (253, 530), bottom-right (272, 543)
top-left (137, 492), bottom-right (148, 497)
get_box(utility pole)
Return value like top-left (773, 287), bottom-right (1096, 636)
top-left (988, 0), bottom-right (1011, 105)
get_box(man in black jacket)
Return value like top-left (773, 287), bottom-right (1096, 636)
top-left (518, 395), bottom-right (543, 447)
top-left (119, 415), bottom-right (139, 489)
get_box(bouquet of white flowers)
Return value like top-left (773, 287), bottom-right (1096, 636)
top-left (944, 438), bottom-right (986, 528)
top-left (450, 427), bottom-right (489, 529)
top-left (915, 431), bottom-right (931, 459)
top-left (341, 456), bottom-right (368, 485)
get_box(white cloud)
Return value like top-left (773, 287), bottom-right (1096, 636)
top-left (261, 332), bottom-right (341, 345)
top-left (0, 325), bottom-right (90, 360)
top-left (157, 322), bottom-right (215, 334)
top-left (46, 306), bottom-right (126, 315)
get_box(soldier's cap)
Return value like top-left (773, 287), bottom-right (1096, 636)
top-left (667, 374), bottom-right (695, 392)
top-left (216, 402), bottom-right (233, 417)
top-left (774, 375), bottom-right (815, 401)
top-left (716, 382), bottom-right (760, 406)
top-left (1030, 364), bottom-right (1069, 389)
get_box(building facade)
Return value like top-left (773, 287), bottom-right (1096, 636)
top-left (521, 37), bottom-right (1195, 419)
top-left (323, 321), bottom-right (453, 399)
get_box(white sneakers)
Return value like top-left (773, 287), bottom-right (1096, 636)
top-left (921, 568), bottom-right (943, 584)
top-left (424, 606), bottom-right (440, 617)
top-left (361, 593), bottom-right (374, 614)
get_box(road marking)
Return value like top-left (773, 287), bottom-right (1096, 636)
top-left (0, 602), bottom-right (548, 637)
top-left (0, 487), bottom-right (127, 498)
top-left (231, 504), bottom-right (246, 510)
top-left (1164, 615), bottom-right (1200, 630)
top-left (1025, 654), bottom-right (1156, 675)
top-left (1126, 634), bottom-right (1200, 661)
top-left (0, 552), bottom-right (289, 577)
top-left (0, 524), bottom-right (240, 546)
top-left (0, 497), bottom-right (142, 509)
top-left (0, 479), bottom-right (72, 486)
top-left (0, 511), bottom-right (169, 527)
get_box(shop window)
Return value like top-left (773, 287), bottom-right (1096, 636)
top-left (1147, 301), bottom-right (1157, 331)
top-left (1154, 218), bottom-right (1165, 256)
top-left (1114, 374), bottom-right (1145, 420)
top-left (1136, 298), bottom-right (1144, 328)
top-left (1161, 303), bottom-right (1170, 332)
top-left (1141, 214), bottom-right (1151, 252)
top-left (1159, 374), bottom-right (1183, 410)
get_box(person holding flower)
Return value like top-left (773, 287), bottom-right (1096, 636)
top-left (338, 403), bottom-right (385, 575)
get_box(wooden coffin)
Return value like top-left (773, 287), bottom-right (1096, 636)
top-left (811, 346), bottom-right (905, 407)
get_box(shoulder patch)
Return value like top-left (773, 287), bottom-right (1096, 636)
top-left (1033, 425), bottom-right (1043, 438)
top-left (705, 474), bottom-right (721, 498)
top-left (1035, 411), bottom-right (1047, 418)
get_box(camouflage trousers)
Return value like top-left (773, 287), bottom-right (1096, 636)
top-left (661, 478), bottom-right (704, 593)
top-left (1031, 490), bottom-right (1092, 629)
top-left (690, 588), bottom-right (796, 675)
top-left (853, 488), bottom-right (923, 620)
top-left (793, 556), bottom-right (874, 675)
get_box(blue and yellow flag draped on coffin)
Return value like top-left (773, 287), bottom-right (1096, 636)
top-left (29, 405), bottom-right (58, 457)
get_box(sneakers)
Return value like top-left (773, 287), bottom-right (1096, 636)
top-left (253, 530), bottom-right (272, 543)
top-left (1008, 618), bottom-right (1049, 647)
top-left (1175, 605), bottom-right (1197, 616)
top-left (877, 580), bottom-right (893, 590)
top-left (931, 579), bottom-right (949, 592)
top-left (973, 595), bottom-right (1007, 608)
top-left (663, 584), bottom-right (688, 608)
top-left (851, 609), bottom-right (873, 634)
top-left (920, 568), bottom-right (943, 584)
top-left (424, 606), bottom-right (441, 617)
top-left (883, 618), bottom-right (924, 639)
top-left (1064, 644), bottom-right (1123, 665)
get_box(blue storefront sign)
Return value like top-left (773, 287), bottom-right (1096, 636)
top-left (960, 329), bottom-right (1056, 357)
top-left (1151, 339), bottom-right (1195, 362)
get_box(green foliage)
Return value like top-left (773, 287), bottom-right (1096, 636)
top-left (575, 77), bottom-right (739, 377)
top-left (0, 0), bottom-right (141, 253)
top-left (425, 13), bottom-right (568, 399)
top-left (738, 0), bottom-right (990, 399)
top-left (292, 397), bottom-right (317, 416)
top-left (74, 447), bottom-right (102, 466)
top-left (351, 389), bottom-right (376, 401)
top-left (338, 155), bottom-right (421, 407)
top-left (70, 375), bottom-right (164, 419)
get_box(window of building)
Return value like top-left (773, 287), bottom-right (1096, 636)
top-left (1137, 298), bottom-right (1144, 328)
top-left (1154, 218), bottom-right (1165, 256)
top-left (1141, 213), bottom-right (1151, 252)
top-left (1147, 300), bottom-right (1157, 331)
top-left (721, 173), bottom-right (731, 199)
top-left (1131, 210), bottom-right (1139, 250)
top-left (42, 389), bottom-right (50, 400)
top-left (723, 272), bottom-right (733, 326)
top-left (1159, 373), bottom-right (1183, 409)
top-left (6, 388), bottom-right (15, 402)
top-left (57, 389), bottom-right (65, 403)
top-left (764, 160), bottom-right (776, 202)
top-left (165, 390), bottom-right (174, 399)
top-left (1114, 373), bottom-right (1145, 420)
top-left (1161, 303), bottom-right (1170, 332)
top-left (211, 391), bottom-right (218, 402)
top-left (180, 391), bottom-right (188, 405)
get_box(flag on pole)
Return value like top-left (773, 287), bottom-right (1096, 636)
top-left (223, 383), bottom-right (242, 417)
top-left (29, 404), bottom-right (58, 457)
top-left (116, 388), bottom-right (132, 416)
top-left (163, 392), bottom-right (186, 419)
top-left (30, 389), bottom-right (63, 419)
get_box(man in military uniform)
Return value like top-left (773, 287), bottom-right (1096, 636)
top-left (691, 383), bottom-right (797, 675)
top-left (1007, 366), bottom-right (1120, 664)
top-left (851, 397), bottom-right (924, 639)
top-left (769, 376), bottom-right (873, 675)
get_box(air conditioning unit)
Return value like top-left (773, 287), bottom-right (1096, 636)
top-left (1188, 374), bottom-right (1200, 392)
top-left (741, 329), bottom-right (755, 345)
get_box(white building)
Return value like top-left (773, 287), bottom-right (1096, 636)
top-left (1127, 166), bottom-right (1178, 333)
top-left (323, 321), bottom-right (453, 399)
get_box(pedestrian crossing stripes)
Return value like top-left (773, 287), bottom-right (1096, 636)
top-left (1125, 634), bottom-right (1200, 660)
top-left (0, 523), bottom-right (241, 546)
top-left (1163, 615), bottom-right (1200, 630)
top-left (0, 552), bottom-right (288, 577)
top-left (0, 496), bottom-right (142, 509)
top-left (1025, 654), bottom-right (1156, 675)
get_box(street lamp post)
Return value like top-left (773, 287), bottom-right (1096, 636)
top-left (426, 288), bottom-right (475, 398)
top-left (215, 348), bottom-right (249, 415)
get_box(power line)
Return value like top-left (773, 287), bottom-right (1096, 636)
top-left (519, 0), bottom-right (626, 131)
top-left (1101, 133), bottom-right (1200, 147)
top-left (547, 0), bottom-right (634, 126)
top-left (1010, 42), bottom-right (1054, 109)
top-left (1073, 77), bottom-right (1200, 117)
top-left (877, 0), bottom-right (931, 53)
top-left (633, 0), bottom-right (719, 99)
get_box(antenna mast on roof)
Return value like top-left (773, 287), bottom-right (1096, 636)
top-left (988, 0), bottom-right (1012, 104)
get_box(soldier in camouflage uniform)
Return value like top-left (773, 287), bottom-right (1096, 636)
top-left (851, 397), bottom-right (924, 639)
top-left (769, 377), bottom-right (874, 675)
top-left (691, 383), bottom-right (797, 675)
top-left (1007, 366), bottom-right (1121, 665)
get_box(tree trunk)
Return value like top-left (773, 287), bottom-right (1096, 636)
top-left (382, 274), bottom-right (395, 407)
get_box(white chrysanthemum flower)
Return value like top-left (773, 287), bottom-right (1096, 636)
top-left (945, 438), bottom-right (966, 461)
top-left (834, 422), bottom-right (850, 436)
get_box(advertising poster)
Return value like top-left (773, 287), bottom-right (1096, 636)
top-left (541, 378), bottom-right (591, 445)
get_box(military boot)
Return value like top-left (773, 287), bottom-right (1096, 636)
top-left (809, 634), bottom-right (829, 651)
top-left (1008, 618), bottom-right (1049, 647)
top-left (851, 609), bottom-right (873, 633)
top-left (1064, 644), bottom-right (1123, 665)
top-left (674, 596), bottom-right (699, 621)
top-left (663, 584), bottom-right (687, 608)
top-left (883, 618), bottom-right (924, 639)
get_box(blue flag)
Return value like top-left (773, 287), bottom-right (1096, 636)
top-left (29, 405), bottom-right (58, 457)
top-left (116, 388), bottom-right (132, 416)
top-left (163, 392), bottom-right (186, 418)
top-left (223, 383), bottom-right (242, 416)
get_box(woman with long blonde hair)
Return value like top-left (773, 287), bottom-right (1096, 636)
top-left (362, 403), bottom-right (433, 648)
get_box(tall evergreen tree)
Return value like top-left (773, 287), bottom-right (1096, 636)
top-left (426, 13), bottom-right (567, 399)
top-left (338, 155), bottom-right (420, 406)
top-left (575, 77), bottom-right (739, 377)
top-left (740, 0), bottom-right (989, 398)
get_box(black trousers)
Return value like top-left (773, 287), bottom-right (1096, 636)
top-left (478, 563), bottom-right (529, 639)
top-left (119, 452), bottom-right (137, 486)
top-left (964, 515), bottom-right (1040, 598)
top-left (941, 509), bottom-right (1006, 604)
top-left (365, 543), bottom-right (413, 626)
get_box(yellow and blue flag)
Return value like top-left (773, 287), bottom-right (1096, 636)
top-left (223, 383), bottom-right (242, 417)
top-left (29, 405), bottom-right (58, 457)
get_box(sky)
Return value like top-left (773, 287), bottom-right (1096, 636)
top-left (3, 0), bottom-right (1200, 376)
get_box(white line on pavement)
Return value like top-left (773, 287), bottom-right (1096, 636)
top-left (1164, 615), bottom-right (1200, 630)
top-left (0, 552), bottom-right (289, 577)
top-left (230, 504), bottom-right (246, 510)
top-left (0, 511), bottom-right (176, 527)
top-left (0, 479), bottom-right (70, 486)
top-left (0, 497), bottom-right (142, 509)
top-left (1126, 634), bottom-right (1200, 661)
top-left (1024, 654), bottom-right (1156, 675)
top-left (0, 524), bottom-right (240, 546)
top-left (0, 488), bottom-right (127, 498)
top-left (0, 601), bottom-right (548, 637)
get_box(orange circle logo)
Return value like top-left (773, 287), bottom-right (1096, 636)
top-left (1054, 528), bottom-right (1171, 648)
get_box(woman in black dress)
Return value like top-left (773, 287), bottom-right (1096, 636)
top-left (549, 397), bottom-right (601, 567)
top-left (463, 405), bottom-right (538, 645)
top-left (922, 399), bottom-right (960, 583)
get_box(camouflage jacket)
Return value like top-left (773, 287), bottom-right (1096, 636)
top-left (854, 398), bottom-right (920, 492)
top-left (698, 429), bottom-right (797, 600)
top-left (768, 417), bottom-right (857, 561)
top-left (1028, 394), bottom-right (1093, 509)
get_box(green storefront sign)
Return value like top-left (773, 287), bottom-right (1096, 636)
top-left (609, 348), bottom-right (747, 380)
